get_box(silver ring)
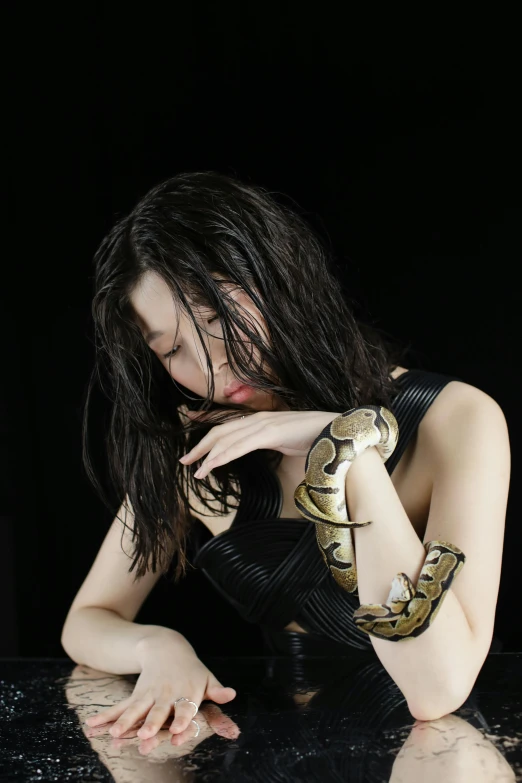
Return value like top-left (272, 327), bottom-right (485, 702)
top-left (191, 719), bottom-right (201, 737)
top-left (174, 697), bottom-right (199, 719)
top-left (241, 415), bottom-right (245, 419)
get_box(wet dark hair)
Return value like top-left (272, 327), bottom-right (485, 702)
top-left (83, 170), bottom-right (411, 584)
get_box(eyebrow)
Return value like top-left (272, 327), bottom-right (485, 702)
top-left (145, 323), bottom-right (183, 345)
top-left (144, 306), bottom-right (213, 345)
top-left (145, 330), bottom-right (164, 345)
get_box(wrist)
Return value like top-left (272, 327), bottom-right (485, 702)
top-left (136, 626), bottom-right (197, 668)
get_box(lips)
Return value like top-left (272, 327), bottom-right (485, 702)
top-left (223, 379), bottom-right (248, 397)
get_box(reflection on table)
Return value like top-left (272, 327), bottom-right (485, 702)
top-left (0, 653), bottom-right (520, 781)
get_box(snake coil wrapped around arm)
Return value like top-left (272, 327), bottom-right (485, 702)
top-left (293, 406), bottom-right (466, 642)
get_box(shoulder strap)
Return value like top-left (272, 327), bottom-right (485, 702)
top-left (385, 369), bottom-right (464, 475)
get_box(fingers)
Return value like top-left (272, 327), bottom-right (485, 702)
top-left (180, 412), bottom-right (261, 466)
top-left (83, 678), bottom-right (237, 742)
top-left (167, 677), bottom-right (236, 735)
top-left (169, 717), bottom-right (205, 747)
top-left (206, 684), bottom-right (237, 703)
top-left (168, 696), bottom-right (201, 735)
top-left (207, 673), bottom-right (236, 697)
top-left (136, 701), bottom-right (178, 739)
top-left (203, 703), bottom-right (240, 740)
top-left (203, 677), bottom-right (238, 739)
top-left (85, 695), bottom-right (154, 737)
top-left (84, 696), bottom-right (134, 727)
top-left (193, 431), bottom-right (265, 479)
top-left (108, 698), bottom-right (157, 737)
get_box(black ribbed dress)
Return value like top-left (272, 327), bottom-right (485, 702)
top-left (188, 369), bottom-right (463, 656)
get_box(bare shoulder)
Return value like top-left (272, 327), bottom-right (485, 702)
top-left (391, 365), bottom-right (506, 431)
top-left (417, 375), bottom-right (509, 471)
top-left (390, 366), bottom-right (509, 482)
top-left (421, 376), bottom-right (506, 429)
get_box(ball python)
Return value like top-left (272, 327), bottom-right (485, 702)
top-left (293, 405), bottom-right (466, 642)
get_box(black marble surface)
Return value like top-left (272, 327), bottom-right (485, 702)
top-left (0, 653), bottom-right (521, 782)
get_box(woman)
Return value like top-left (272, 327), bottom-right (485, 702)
top-left (61, 171), bottom-right (510, 744)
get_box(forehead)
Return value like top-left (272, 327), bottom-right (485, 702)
top-left (130, 272), bottom-right (211, 319)
top-left (129, 273), bottom-right (180, 328)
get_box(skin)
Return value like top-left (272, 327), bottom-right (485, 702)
top-left (129, 269), bottom-right (407, 502)
top-left (130, 270), bottom-right (409, 639)
top-left (130, 270), bottom-right (287, 413)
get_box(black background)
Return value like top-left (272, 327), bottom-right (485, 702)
top-left (4, 11), bottom-right (521, 656)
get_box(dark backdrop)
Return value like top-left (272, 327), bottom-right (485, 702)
top-left (4, 13), bottom-right (521, 656)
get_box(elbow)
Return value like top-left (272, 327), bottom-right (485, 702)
top-left (60, 626), bottom-right (79, 664)
top-left (406, 654), bottom-right (482, 722)
top-left (405, 632), bottom-right (490, 722)
top-left (408, 639), bottom-right (490, 721)
top-left (60, 631), bottom-right (73, 661)
top-left (60, 625), bottom-right (69, 653)
top-left (408, 686), bottom-right (470, 722)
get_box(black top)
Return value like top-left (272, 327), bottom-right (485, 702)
top-left (189, 369), bottom-right (463, 655)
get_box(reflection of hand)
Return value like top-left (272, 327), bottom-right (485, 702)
top-left (85, 701), bottom-right (238, 758)
top-left (84, 632), bottom-right (237, 740)
top-left (64, 662), bottom-right (239, 780)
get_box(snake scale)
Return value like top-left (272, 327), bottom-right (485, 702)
top-left (293, 405), bottom-right (466, 642)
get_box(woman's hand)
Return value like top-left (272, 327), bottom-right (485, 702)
top-left (180, 410), bottom-right (339, 479)
top-left (83, 632), bottom-right (238, 742)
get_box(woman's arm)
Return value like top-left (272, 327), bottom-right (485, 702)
top-left (61, 606), bottom-right (193, 675)
top-left (61, 499), bottom-right (195, 674)
top-left (347, 382), bottom-right (510, 721)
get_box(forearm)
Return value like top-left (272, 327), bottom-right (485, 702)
top-left (61, 606), bottom-right (194, 675)
top-left (347, 447), bottom-right (474, 720)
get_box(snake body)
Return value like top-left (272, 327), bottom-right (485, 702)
top-left (293, 405), bottom-right (466, 642)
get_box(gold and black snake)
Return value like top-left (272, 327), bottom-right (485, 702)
top-left (293, 405), bottom-right (466, 642)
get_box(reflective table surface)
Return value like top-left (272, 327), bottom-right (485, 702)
top-left (0, 653), bottom-right (521, 781)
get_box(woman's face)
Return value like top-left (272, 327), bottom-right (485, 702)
top-left (130, 271), bottom-right (282, 411)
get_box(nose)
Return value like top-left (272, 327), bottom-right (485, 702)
top-left (208, 360), bottom-right (229, 395)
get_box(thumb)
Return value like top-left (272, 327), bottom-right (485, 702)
top-left (206, 674), bottom-right (237, 703)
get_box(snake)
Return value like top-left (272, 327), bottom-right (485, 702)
top-left (293, 406), bottom-right (466, 642)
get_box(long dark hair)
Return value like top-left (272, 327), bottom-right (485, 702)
top-left (83, 171), bottom-right (411, 584)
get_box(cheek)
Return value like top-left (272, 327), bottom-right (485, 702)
top-left (162, 362), bottom-right (205, 395)
top-left (164, 363), bottom-right (181, 381)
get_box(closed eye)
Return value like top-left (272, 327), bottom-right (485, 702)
top-left (162, 315), bottom-right (219, 359)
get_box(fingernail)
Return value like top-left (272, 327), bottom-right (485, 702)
top-left (179, 455), bottom-right (188, 463)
